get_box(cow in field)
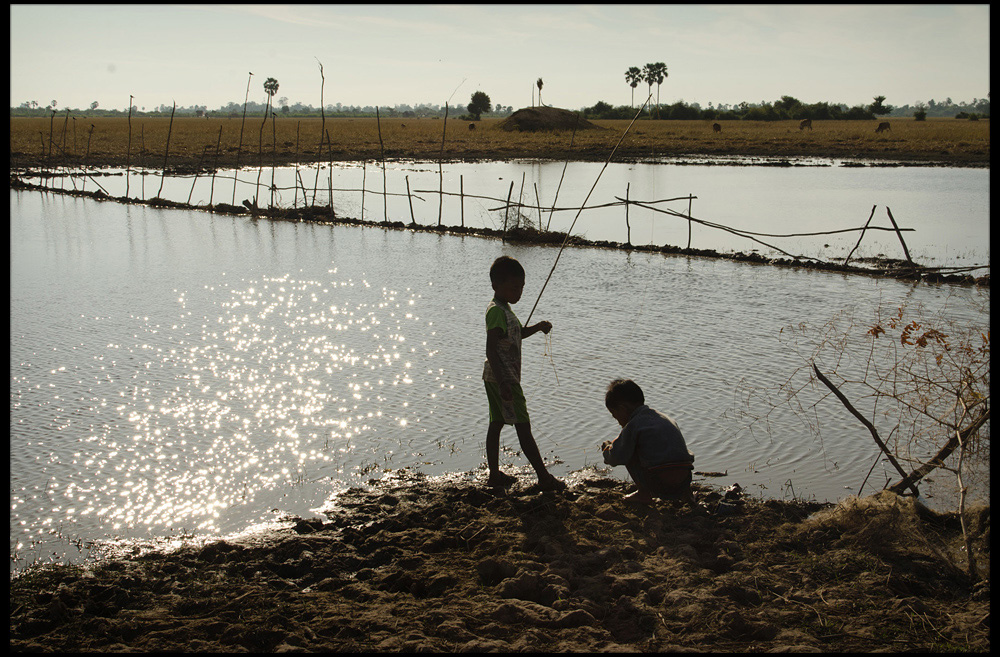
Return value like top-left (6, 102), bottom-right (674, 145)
top-left (468, 123), bottom-right (476, 131)
top-left (799, 118), bottom-right (812, 131)
top-left (712, 122), bottom-right (721, 133)
top-left (875, 121), bottom-right (891, 133)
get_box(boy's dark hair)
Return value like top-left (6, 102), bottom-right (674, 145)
top-left (490, 255), bottom-right (525, 287)
top-left (605, 378), bottom-right (644, 408)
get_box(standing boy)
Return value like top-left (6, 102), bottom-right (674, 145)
top-left (601, 378), bottom-right (695, 504)
top-left (483, 255), bottom-right (565, 491)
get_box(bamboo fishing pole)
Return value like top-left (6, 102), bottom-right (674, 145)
top-left (546, 112), bottom-right (581, 231)
top-left (524, 94), bottom-right (652, 325)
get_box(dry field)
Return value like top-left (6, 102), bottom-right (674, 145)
top-left (10, 115), bottom-right (990, 169)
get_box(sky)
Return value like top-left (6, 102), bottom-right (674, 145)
top-left (10, 4), bottom-right (991, 112)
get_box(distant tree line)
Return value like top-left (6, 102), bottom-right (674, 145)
top-left (9, 99), bottom-right (515, 119)
top-left (890, 96), bottom-right (990, 120)
top-left (579, 94), bottom-right (989, 121)
top-left (10, 94), bottom-right (989, 120)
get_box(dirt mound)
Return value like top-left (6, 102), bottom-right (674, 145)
top-left (10, 471), bottom-right (989, 652)
top-left (497, 106), bottom-right (601, 132)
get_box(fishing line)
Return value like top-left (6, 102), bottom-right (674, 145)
top-left (447, 78), bottom-right (467, 104)
top-left (541, 331), bottom-right (559, 385)
top-left (524, 94), bottom-right (652, 327)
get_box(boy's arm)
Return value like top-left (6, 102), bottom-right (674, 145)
top-left (485, 327), bottom-right (512, 398)
top-left (522, 320), bottom-right (552, 339)
top-left (602, 425), bottom-right (637, 466)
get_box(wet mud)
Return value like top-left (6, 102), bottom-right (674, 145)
top-left (10, 471), bottom-right (989, 652)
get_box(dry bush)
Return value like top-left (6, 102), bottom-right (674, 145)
top-left (798, 490), bottom-right (989, 580)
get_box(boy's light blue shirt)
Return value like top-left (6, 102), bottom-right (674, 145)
top-left (603, 404), bottom-right (694, 468)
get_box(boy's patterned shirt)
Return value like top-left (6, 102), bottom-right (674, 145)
top-left (482, 297), bottom-right (522, 384)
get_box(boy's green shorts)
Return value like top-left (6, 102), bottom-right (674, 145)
top-left (484, 380), bottom-right (530, 424)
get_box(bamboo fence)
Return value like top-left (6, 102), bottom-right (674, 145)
top-left (9, 104), bottom-right (989, 280)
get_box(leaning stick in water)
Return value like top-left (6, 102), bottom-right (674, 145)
top-left (438, 102), bottom-right (448, 226)
top-left (233, 72), bottom-right (252, 205)
top-left (376, 107), bottom-right (387, 222)
top-left (126, 95), bottom-right (133, 197)
top-left (209, 124), bottom-right (223, 206)
top-left (844, 204), bottom-right (877, 266)
top-left (811, 363), bottom-right (918, 496)
top-left (525, 94), bottom-right (652, 325)
top-left (313, 60), bottom-right (325, 208)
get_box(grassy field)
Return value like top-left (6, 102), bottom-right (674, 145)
top-left (10, 115), bottom-right (990, 169)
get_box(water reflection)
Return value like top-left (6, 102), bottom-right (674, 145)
top-left (20, 158), bottom-right (990, 269)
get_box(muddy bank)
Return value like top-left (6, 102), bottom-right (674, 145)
top-left (8, 145), bottom-right (987, 172)
top-left (10, 470), bottom-right (989, 652)
top-left (8, 176), bottom-right (989, 288)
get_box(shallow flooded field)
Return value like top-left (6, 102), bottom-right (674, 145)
top-left (9, 158), bottom-right (989, 574)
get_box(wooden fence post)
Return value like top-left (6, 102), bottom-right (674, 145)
top-left (293, 121), bottom-right (300, 208)
top-left (624, 182), bottom-right (631, 246)
top-left (360, 162), bottom-right (367, 221)
top-left (844, 205), bottom-right (878, 267)
top-left (376, 107), bottom-right (387, 222)
top-left (885, 206), bottom-right (916, 273)
top-left (406, 175), bottom-right (416, 225)
top-left (326, 128), bottom-right (334, 217)
top-left (234, 72), bottom-right (252, 205)
top-left (534, 183), bottom-right (543, 230)
top-left (438, 102), bottom-right (448, 226)
top-left (157, 101), bottom-right (176, 199)
top-left (81, 124), bottom-right (94, 193)
top-left (140, 124), bottom-right (145, 200)
top-left (125, 95), bottom-right (133, 197)
top-left (686, 194), bottom-right (693, 249)
top-left (502, 181), bottom-right (514, 243)
top-left (187, 144), bottom-right (209, 205)
top-left (517, 172), bottom-right (526, 229)
top-left (209, 124), bottom-right (223, 207)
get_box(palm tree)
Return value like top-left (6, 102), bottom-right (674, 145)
top-left (256, 77), bottom-right (279, 207)
top-left (642, 64), bottom-right (656, 113)
top-left (263, 77), bottom-right (279, 116)
top-left (652, 62), bottom-right (668, 118)
top-left (536, 78), bottom-right (544, 107)
top-left (625, 67), bottom-right (642, 108)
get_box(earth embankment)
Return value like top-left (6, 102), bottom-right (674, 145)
top-left (10, 472), bottom-right (989, 652)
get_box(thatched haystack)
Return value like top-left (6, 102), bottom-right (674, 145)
top-left (497, 106), bottom-right (601, 132)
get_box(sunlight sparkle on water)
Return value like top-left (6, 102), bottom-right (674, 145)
top-left (14, 269), bottom-right (437, 546)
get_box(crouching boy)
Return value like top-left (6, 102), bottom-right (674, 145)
top-left (601, 379), bottom-right (695, 504)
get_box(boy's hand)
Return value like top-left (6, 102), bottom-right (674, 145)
top-left (537, 321), bottom-right (552, 334)
top-left (601, 440), bottom-right (613, 452)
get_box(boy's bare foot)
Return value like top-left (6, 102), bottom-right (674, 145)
top-left (536, 474), bottom-right (567, 492)
top-left (487, 472), bottom-right (518, 488)
top-left (624, 489), bottom-right (654, 505)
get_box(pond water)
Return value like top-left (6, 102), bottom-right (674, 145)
top-left (27, 157), bottom-right (990, 269)
top-left (10, 160), bottom-right (990, 574)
